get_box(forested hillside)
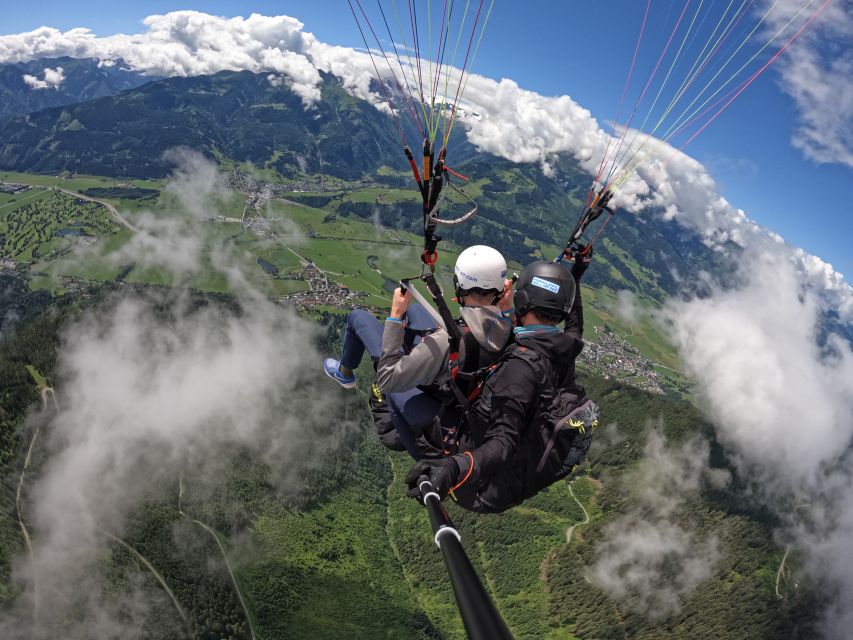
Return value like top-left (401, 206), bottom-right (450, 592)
top-left (0, 288), bottom-right (818, 638)
top-left (0, 71), bottom-right (422, 179)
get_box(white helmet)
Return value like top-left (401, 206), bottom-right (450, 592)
top-left (453, 245), bottom-right (507, 294)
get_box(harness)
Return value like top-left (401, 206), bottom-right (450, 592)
top-left (437, 327), bottom-right (503, 453)
top-left (446, 342), bottom-right (598, 513)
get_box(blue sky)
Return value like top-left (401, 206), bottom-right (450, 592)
top-left (3, 1), bottom-right (851, 277)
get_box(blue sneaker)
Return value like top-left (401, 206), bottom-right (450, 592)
top-left (323, 358), bottom-right (356, 389)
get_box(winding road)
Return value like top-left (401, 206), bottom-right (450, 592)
top-left (17, 385), bottom-right (192, 636)
top-left (99, 528), bottom-right (193, 636)
top-left (775, 546), bottom-right (791, 599)
top-left (565, 481), bottom-right (590, 544)
top-left (191, 519), bottom-right (257, 640)
top-left (179, 476), bottom-right (256, 640)
top-left (16, 388), bottom-right (57, 555)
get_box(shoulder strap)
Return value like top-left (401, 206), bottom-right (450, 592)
top-left (508, 344), bottom-right (552, 383)
top-left (459, 329), bottom-right (481, 373)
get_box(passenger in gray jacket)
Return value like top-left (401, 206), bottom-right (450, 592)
top-left (323, 245), bottom-right (513, 456)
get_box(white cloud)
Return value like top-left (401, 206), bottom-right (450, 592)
top-left (22, 65), bottom-right (65, 89)
top-left (0, 146), bottom-right (351, 637)
top-left (667, 253), bottom-right (853, 479)
top-left (0, 290), bottom-right (346, 638)
top-left (665, 249), bottom-right (853, 636)
top-left (590, 430), bottom-right (726, 619)
top-left (762, 1), bottom-right (853, 169)
top-left (103, 148), bottom-right (224, 281)
top-left (0, 13), bottom-right (323, 105)
top-left (611, 289), bottom-right (641, 326)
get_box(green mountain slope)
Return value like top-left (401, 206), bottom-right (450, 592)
top-left (0, 67), bottom-right (727, 306)
top-left (0, 70), bottom-right (408, 179)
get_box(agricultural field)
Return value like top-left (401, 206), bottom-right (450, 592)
top-left (0, 189), bottom-right (120, 263)
top-left (1, 171), bottom-right (687, 390)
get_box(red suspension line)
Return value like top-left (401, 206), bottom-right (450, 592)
top-left (676, 0), bottom-right (756, 106)
top-left (662, 0), bottom-right (831, 170)
top-left (430, 0), bottom-right (452, 118)
top-left (583, 0), bottom-right (652, 215)
top-left (444, 0), bottom-right (485, 146)
top-left (605, 0), bottom-right (694, 187)
top-left (409, 0), bottom-right (426, 109)
top-left (353, 0), bottom-right (424, 135)
top-left (348, 0), bottom-right (408, 146)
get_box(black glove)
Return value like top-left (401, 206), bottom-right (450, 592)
top-left (405, 457), bottom-right (461, 500)
top-left (571, 243), bottom-right (593, 280)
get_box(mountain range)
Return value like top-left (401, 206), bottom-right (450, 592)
top-left (0, 68), bottom-right (420, 180)
top-left (0, 63), bottom-right (731, 305)
top-left (0, 56), bottom-right (152, 120)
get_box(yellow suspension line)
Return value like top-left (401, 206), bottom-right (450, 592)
top-left (610, 0), bottom-right (805, 193)
top-left (391, 0), bottom-right (431, 135)
top-left (444, 0), bottom-right (495, 147)
top-left (434, 0), bottom-right (469, 143)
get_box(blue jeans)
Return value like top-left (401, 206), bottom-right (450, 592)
top-left (339, 304), bottom-right (438, 370)
top-left (338, 305), bottom-right (443, 460)
top-left (387, 388), bottom-right (442, 460)
top-left (339, 310), bottom-right (383, 370)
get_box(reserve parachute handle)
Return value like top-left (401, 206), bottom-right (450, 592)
top-left (417, 478), bottom-right (514, 640)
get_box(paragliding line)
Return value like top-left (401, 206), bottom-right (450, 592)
top-left (348, 0), bottom-right (410, 147)
top-left (662, 0), bottom-right (831, 169)
top-left (585, 0), bottom-right (651, 216)
top-left (604, 0), bottom-right (694, 187)
top-left (377, 0), bottom-right (427, 136)
top-left (444, 0), bottom-right (494, 146)
top-left (611, 0), bottom-right (799, 186)
top-left (352, 0), bottom-right (424, 136)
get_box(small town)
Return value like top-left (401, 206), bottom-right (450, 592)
top-left (579, 326), bottom-right (666, 395)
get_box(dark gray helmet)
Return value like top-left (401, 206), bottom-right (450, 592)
top-left (513, 261), bottom-right (576, 320)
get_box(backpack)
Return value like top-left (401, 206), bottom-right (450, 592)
top-left (458, 345), bottom-right (600, 513)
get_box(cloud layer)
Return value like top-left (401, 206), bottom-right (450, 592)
top-left (590, 430), bottom-right (727, 618)
top-left (665, 250), bottom-right (853, 636)
top-left (0, 13), bottom-right (323, 104)
top-left (0, 148), bottom-right (351, 639)
top-left (765, 0), bottom-right (853, 169)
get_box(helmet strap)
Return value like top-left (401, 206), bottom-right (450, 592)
top-left (453, 275), bottom-right (467, 305)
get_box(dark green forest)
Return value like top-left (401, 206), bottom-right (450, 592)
top-left (0, 57), bottom-right (152, 121)
top-left (0, 284), bottom-right (817, 638)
